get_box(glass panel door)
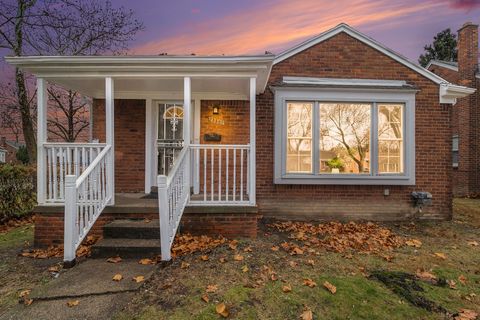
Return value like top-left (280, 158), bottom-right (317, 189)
top-left (157, 103), bottom-right (184, 175)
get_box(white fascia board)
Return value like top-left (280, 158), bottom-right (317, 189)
top-left (440, 83), bottom-right (476, 104)
top-left (283, 77), bottom-right (407, 87)
top-left (426, 60), bottom-right (458, 72)
top-left (273, 23), bottom-right (448, 86)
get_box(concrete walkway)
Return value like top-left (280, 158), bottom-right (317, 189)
top-left (0, 259), bottom-right (157, 320)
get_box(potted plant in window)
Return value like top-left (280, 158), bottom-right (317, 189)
top-left (326, 157), bottom-right (344, 174)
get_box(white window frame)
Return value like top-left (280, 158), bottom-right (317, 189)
top-left (0, 150), bottom-right (5, 163)
top-left (452, 134), bottom-right (459, 168)
top-left (274, 86), bottom-right (416, 185)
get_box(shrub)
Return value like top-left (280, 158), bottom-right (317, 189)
top-left (0, 164), bottom-right (36, 223)
top-left (16, 146), bottom-right (29, 164)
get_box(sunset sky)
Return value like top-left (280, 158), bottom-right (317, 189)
top-left (118, 0), bottom-right (479, 60)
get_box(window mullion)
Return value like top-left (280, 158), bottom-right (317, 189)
top-left (371, 102), bottom-right (379, 176)
top-left (313, 101), bottom-right (319, 175)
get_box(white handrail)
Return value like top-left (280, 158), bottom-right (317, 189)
top-left (158, 146), bottom-right (190, 261)
top-left (64, 144), bottom-right (113, 264)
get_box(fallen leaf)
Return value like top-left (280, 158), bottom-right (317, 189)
top-left (67, 300), bottom-right (79, 307)
top-left (306, 259), bottom-right (315, 266)
top-left (181, 262), bottom-right (190, 269)
top-left (434, 252), bottom-right (447, 260)
top-left (19, 290), bottom-right (30, 298)
top-left (219, 257), bottom-right (227, 263)
top-left (206, 284), bottom-right (218, 293)
top-left (107, 256), bottom-right (122, 263)
top-left (229, 240), bottom-right (238, 250)
top-left (447, 279), bottom-right (457, 289)
top-left (288, 261), bottom-right (298, 268)
top-left (233, 254), bottom-right (244, 261)
top-left (467, 240), bottom-right (479, 247)
top-left (291, 247), bottom-right (304, 255)
top-left (323, 281), bottom-right (337, 294)
top-left (112, 274), bottom-right (123, 281)
top-left (242, 265), bottom-right (249, 273)
top-left (455, 309), bottom-right (478, 320)
top-left (405, 239), bottom-right (422, 248)
top-left (216, 302), bottom-right (229, 318)
top-left (300, 308), bottom-right (313, 320)
top-left (270, 273), bottom-right (278, 281)
top-left (24, 298), bottom-right (33, 306)
top-left (271, 246), bottom-right (279, 251)
top-left (282, 284), bottom-right (292, 293)
top-left (416, 270), bottom-right (437, 283)
top-left (48, 265), bottom-right (60, 273)
top-left (132, 276), bottom-right (145, 283)
top-left (303, 278), bottom-right (317, 288)
top-left (458, 274), bottom-right (467, 285)
top-left (243, 246), bottom-right (253, 252)
top-left (200, 255), bottom-right (209, 261)
top-left (138, 258), bottom-right (155, 265)
top-left (201, 294), bottom-right (209, 303)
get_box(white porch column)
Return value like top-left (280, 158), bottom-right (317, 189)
top-left (37, 78), bottom-right (48, 204)
top-left (105, 77), bottom-right (115, 205)
top-left (145, 98), bottom-right (154, 193)
top-left (249, 77), bottom-right (256, 205)
top-left (184, 77), bottom-right (191, 201)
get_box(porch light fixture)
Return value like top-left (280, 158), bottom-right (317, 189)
top-left (212, 105), bottom-right (220, 115)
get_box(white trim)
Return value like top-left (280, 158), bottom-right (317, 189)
top-left (102, 91), bottom-right (248, 101)
top-left (283, 77), bottom-right (409, 88)
top-left (440, 83), bottom-right (477, 104)
top-left (426, 60), bottom-right (458, 72)
top-left (37, 78), bottom-right (48, 204)
top-left (105, 77), bottom-right (115, 205)
top-left (274, 86), bottom-right (415, 185)
top-left (274, 23), bottom-right (448, 86)
top-left (145, 98), bottom-right (154, 193)
top-left (249, 77), bottom-right (256, 205)
top-left (184, 77), bottom-right (191, 204)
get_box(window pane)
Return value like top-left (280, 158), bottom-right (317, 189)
top-left (286, 102), bottom-right (312, 173)
top-left (378, 104), bottom-right (403, 174)
top-left (319, 103), bottom-right (371, 174)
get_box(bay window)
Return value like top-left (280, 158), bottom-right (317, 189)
top-left (274, 82), bottom-right (415, 185)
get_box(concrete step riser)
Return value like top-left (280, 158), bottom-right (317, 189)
top-left (103, 227), bottom-right (160, 239)
top-left (90, 245), bottom-right (160, 259)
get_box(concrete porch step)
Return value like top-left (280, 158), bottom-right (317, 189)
top-left (90, 238), bottom-right (161, 259)
top-left (103, 219), bottom-right (160, 239)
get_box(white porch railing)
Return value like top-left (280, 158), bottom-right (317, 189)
top-left (190, 144), bottom-right (250, 205)
top-left (43, 143), bottom-right (107, 204)
top-left (157, 146), bottom-right (190, 261)
top-left (64, 145), bottom-right (113, 263)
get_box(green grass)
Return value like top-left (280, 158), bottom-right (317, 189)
top-left (0, 223), bottom-right (33, 249)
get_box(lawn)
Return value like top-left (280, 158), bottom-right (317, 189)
top-left (0, 199), bottom-right (479, 320)
top-left (114, 199), bottom-right (480, 320)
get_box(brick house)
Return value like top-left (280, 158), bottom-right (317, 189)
top-left (427, 22), bottom-right (480, 196)
top-left (6, 23), bottom-right (475, 265)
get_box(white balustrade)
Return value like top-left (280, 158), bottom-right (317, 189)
top-left (64, 145), bottom-right (113, 263)
top-left (157, 146), bottom-right (190, 261)
top-left (42, 143), bottom-right (106, 204)
top-left (190, 144), bottom-right (250, 205)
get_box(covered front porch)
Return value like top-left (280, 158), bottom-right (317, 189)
top-left (8, 55), bottom-right (274, 264)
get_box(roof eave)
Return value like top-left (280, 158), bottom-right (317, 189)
top-left (440, 83), bottom-right (476, 105)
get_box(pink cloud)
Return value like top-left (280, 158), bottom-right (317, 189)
top-left (449, 0), bottom-right (480, 10)
top-left (191, 8), bottom-right (200, 14)
top-left (132, 0), bottom-right (448, 56)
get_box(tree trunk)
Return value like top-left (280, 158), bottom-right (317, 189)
top-left (15, 67), bottom-right (37, 162)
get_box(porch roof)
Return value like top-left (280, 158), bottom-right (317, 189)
top-left (5, 55), bottom-right (275, 99)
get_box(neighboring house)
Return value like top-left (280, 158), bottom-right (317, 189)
top-left (6, 23), bottom-right (475, 265)
top-left (427, 22), bottom-right (480, 196)
top-left (0, 136), bottom-right (23, 164)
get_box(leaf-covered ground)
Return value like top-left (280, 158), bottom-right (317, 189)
top-left (1, 198), bottom-right (479, 320)
top-left (115, 199), bottom-right (480, 320)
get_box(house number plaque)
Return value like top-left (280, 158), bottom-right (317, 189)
top-left (208, 116), bottom-right (225, 125)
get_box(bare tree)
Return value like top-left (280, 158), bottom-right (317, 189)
top-left (0, 0), bottom-right (144, 162)
top-left (321, 104), bottom-right (370, 173)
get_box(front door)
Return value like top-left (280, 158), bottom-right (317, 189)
top-left (157, 102), bottom-right (184, 175)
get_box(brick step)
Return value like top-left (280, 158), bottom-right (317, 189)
top-left (103, 219), bottom-right (160, 239)
top-left (90, 238), bottom-right (161, 259)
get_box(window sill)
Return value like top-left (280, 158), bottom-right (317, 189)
top-left (275, 174), bottom-right (415, 185)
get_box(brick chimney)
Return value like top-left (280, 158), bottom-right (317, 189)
top-left (458, 22), bottom-right (478, 86)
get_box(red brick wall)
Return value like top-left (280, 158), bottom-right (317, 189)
top-left (92, 99), bottom-right (146, 193)
top-left (256, 31), bottom-right (452, 220)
